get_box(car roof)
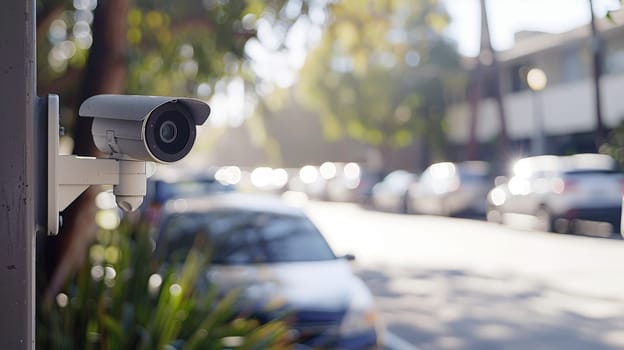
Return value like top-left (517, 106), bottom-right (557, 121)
top-left (162, 192), bottom-right (307, 217)
top-left (149, 163), bottom-right (225, 183)
top-left (513, 153), bottom-right (616, 175)
top-left (424, 161), bottom-right (490, 177)
top-left (562, 153), bottom-right (616, 171)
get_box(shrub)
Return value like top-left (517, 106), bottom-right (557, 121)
top-left (37, 218), bottom-right (292, 350)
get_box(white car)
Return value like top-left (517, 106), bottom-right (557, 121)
top-left (487, 154), bottom-right (624, 234)
top-left (156, 193), bottom-right (382, 349)
top-left (407, 161), bottom-right (492, 217)
top-left (371, 170), bottom-right (418, 213)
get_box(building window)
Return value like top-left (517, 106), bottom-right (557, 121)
top-left (561, 48), bottom-right (583, 83)
top-left (605, 39), bottom-right (624, 76)
top-left (510, 63), bottom-right (530, 92)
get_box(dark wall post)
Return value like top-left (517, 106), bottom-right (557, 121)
top-left (0, 0), bottom-right (37, 348)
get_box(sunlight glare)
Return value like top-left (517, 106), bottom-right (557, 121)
top-left (320, 162), bottom-right (337, 180)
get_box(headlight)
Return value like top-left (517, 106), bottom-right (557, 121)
top-left (339, 306), bottom-right (379, 336)
top-left (338, 282), bottom-right (380, 336)
top-left (489, 187), bottom-right (507, 206)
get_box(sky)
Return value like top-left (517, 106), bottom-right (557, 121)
top-left (444, 0), bottom-right (622, 57)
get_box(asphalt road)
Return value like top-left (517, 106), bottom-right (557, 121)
top-left (305, 201), bottom-right (624, 350)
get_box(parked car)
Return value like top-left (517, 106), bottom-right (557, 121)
top-left (325, 162), bottom-right (363, 202)
top-left (487, 154), bottom-right (624, 234)
top-left (406, 161), bottom-right (492, 217)
top-left (155, 193), bottom-right (382, 349)
top-left (353, 168), bottom-right (384, 205)
top-left (370, 170), bottom-right (418, 213)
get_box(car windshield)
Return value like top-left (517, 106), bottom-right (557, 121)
top-left (458, 170), bottom-right (488, 183)
top-left (158, 209), bottom-right (336, 264)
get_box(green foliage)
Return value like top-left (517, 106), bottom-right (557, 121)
top-left (36, 0), bottom-right (297, 115)
top-left (37, 219), bottom-right (292, 350)
top-left (297, 0), bottom-right (463, 153)
top-left (601, 119), bottom-right (624, 167)
top-left (607, 0), bottom-right (624, 22)
top-left (125, 1), bottom-right (263, 96)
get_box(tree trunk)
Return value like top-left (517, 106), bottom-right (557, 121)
top-left (45, 0), bottom-right (131, 299)
top-left (588, 0), bottom-right (607, 149)
top-left (467, 70), bottom-right (482, 160)
top-left (468, 0), bottom-right (509, 163)
top-left (491, 62), bottom-right (509, 162)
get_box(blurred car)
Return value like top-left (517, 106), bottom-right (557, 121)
top-left (353, 169), bottom-right (384, 205)
top-left (324, 162), bottom-right (364, 202)
top-left (406, 161), bottom-right (492, 217)
top-left (155, 193), bottom-right (382, 349)
top-left (291, 165), bottom-right (328, 200)
top-left (142, 167), bottom-right (235, 226)
top-left (370, 170), bottom-right (418, 213)
top-left (487, 153), bottom-right (624, 234)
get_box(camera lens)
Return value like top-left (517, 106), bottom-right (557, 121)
top-left (159, 121), bottom-right (177, 143)
top-left (145, 103), bottom-right (196, 163)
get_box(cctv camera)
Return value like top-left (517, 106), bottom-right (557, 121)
top-left (47, 94), bottom-right (211, 235)
top-left (79, 94), bottom-right (210, 163)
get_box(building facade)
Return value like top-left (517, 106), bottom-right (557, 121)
top-left (447, 11), bottom-right (624, 159)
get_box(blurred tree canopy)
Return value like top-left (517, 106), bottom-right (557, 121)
top-left (296, 0), bottom-right (463, 161)
top-left (36, 0), bottom-right (308, 132)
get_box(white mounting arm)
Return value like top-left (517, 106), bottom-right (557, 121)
top-left (48, 94), bottom-right (147, 235)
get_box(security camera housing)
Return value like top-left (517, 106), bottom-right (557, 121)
top-left (47, 94), bottom-right (210, 235)
top-left (80, 94), bottom-right (210, 163)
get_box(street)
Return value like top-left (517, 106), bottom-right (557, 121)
top-left (305, 201), bottom-right (624, 350)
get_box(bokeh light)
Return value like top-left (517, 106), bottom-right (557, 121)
top-left (95, 209), bottom-right (121, 230)
top-left (320, 162), bottom-right (337, 180)
top-left (148, 273), bottom-right (163, 295)
top-left (95, 191), bottom-right (117, 210)
top-left (216, 166), bottom-right (242, 185)
top-left (169, 283), bottom-right (183, 297)
top-left (526, 67), bottom-right (547, 91)
top-left (56, 293), bottom-right (69, 308)
top-left (251, 167), bottom-right (274, 188)
top-left (272, 168), bottom-right (289, 188)
top-left (90, 265), bottom-right (104, 281)
top-left (299, 165), bottom-right (318, 184)
top-left (343, 162), bottom-right (360, 180)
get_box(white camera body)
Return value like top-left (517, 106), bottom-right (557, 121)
top-left (80, 94), bottom-right (209, 163)
top-left (47, 94), bottom-right (210, 235)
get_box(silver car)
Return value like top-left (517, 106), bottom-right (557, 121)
top-left (487, 154), bottom-right (623, 234)
top-left (406, 161), bottom-right (492, 217)
top-left (156, 193), bottom-right (382, 349)
top-left (371, 170), bottom-right (418, 213)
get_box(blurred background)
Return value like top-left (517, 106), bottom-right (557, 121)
top-left (36, 0), bottom-right (624, 349)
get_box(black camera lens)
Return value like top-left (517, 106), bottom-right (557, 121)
top-left (159, 121), bottom-right (177, 143)
top-left (145, 103), bottom-right (196, 163)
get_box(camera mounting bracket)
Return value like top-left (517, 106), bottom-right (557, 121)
top-left (47, 94), bottom-right (147, 235)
